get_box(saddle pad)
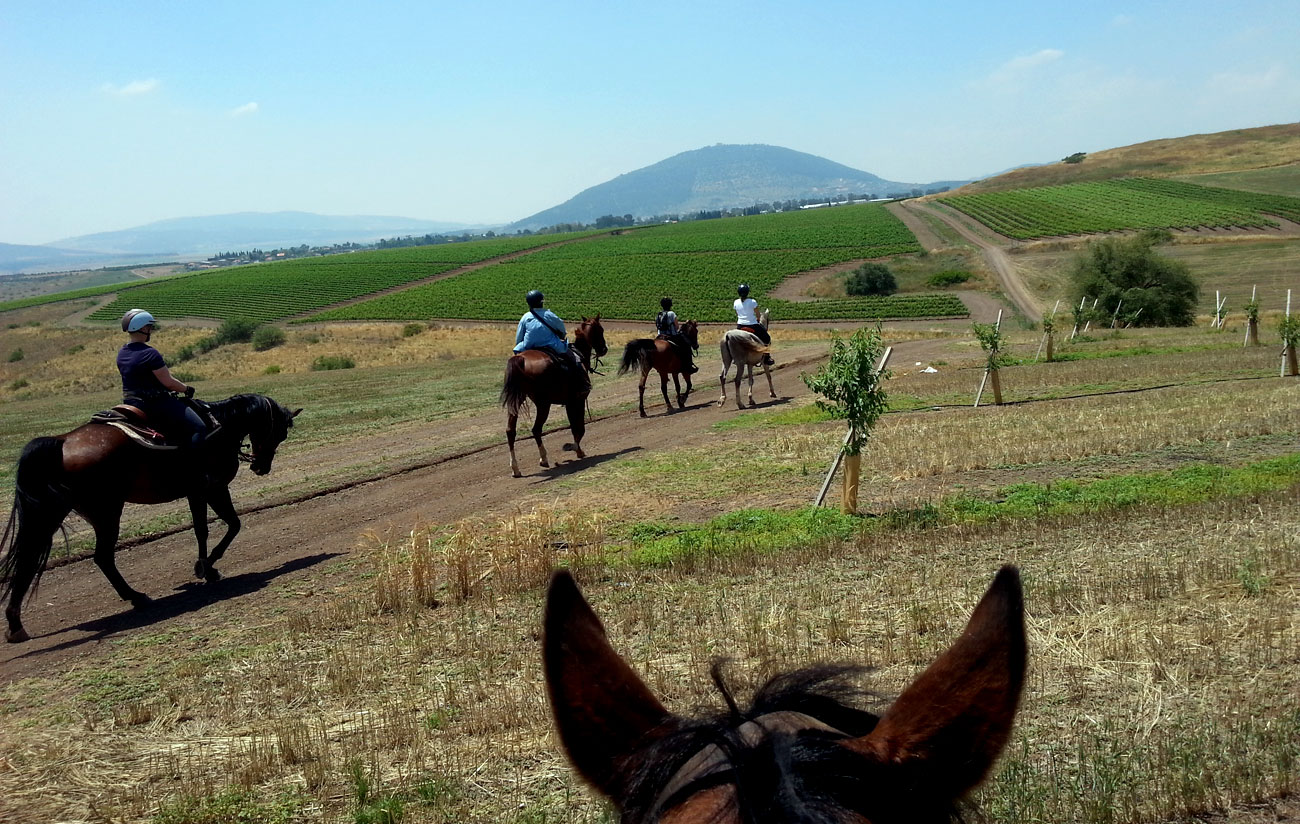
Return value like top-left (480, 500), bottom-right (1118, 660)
top-left (89, 410), bottom-right (176, 449)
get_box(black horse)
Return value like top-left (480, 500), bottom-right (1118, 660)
top-left (1, 393), bottom-right (300, 643)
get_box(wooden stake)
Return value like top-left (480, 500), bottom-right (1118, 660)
top-left (1245, 285), bottom-right (1258, 347)
top-left (974, 310), bottom-right (1002, 407)
top-left (842, 451), bottom-right (861, 515)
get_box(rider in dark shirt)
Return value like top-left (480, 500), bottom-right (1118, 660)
top-left (654, 297), bottom-right (698, 374)
top-left (116, 309), bottom-right (207, 449)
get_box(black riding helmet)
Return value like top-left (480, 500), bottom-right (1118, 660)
top-left (660, 296), bottom-right (673, 310)
top-left (737, 284), bottom-right (750, 298)
top-left (526, 290), bottom-right (545, 308)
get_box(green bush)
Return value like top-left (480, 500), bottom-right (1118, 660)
top-left (8, 378), bottom-right (29, 390)
top-left (311, 355), bottom-right (355, 371)
top-left (251, 326), bottom-right (286, 351)
top-left (926, 270), bottom-right (972, 288)
top-left (214, 318), bottom-right (260, 344)
top-left (1070, 230), bottom-right (1199, 326)
top-left (402, 323), bottom-right (425, 337)
top-left (263, 364), bottom-right (281, 375)
top-left (7, 348), bottom-right (23, 362)
top-left (845, 263), bottom-right (897, 296)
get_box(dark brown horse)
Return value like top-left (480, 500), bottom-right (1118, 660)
top-left (618, 320), bottom-right (700, 417)
top-left (544, 566), bottom-right (1026, 823)
top-left (1, 394), bottom-right (300, 643)
top-left (502, 316), bottom-right (607, 478)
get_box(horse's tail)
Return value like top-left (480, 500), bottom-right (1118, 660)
top-left (500, 355), bottom-right (530, 417)
top-left (0, 437), bottom-right (67, 601)
top-left (618, 339), bottom-right (655, 376)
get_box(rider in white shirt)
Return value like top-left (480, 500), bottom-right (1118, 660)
top-left (733, 284), bottom-right (773, 364)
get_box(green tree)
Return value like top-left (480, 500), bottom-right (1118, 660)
top-left (1280, 314), bottom-right (1300, 377)
top-left (845, 263), bottom-right (897, 296)
top-left (1069, 230), bottom-right (1199, 326)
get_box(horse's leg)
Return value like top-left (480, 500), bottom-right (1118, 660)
top-left (200, 485), bottom-right (241, 582)
top-left (718, 343), bottom-right (731, 407)
top-left (741, 363), bottom-right (752, 408)
top-left (659, 368), bottom-right (673, 414)
top-left (507, 411), bottom-right (522, 477)
top-left (672, 372), bottom-right (686, 409)
top-left (188, 493), bottom-right (212, 581)
top-left (3, 502), bottom-right (71, 643)
top-left (533, 401), bottom-right (552, 468)
top-left (86, 503), bottom-right (150, 608)
top-left (637, 363), bottom-right (650, 418)
top-left (564, 398), bottom-right (587, 459)
top-left (762, 360), bottom-right (777, 399)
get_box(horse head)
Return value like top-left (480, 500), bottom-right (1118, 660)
top-left (245, 395), bottom-right (301, 476)
top-left (681, 319), bottom-right (699, 352)
top-left (544, 567), bottom-right (1026, 823)
top-left (578, 315), bottom-right (608, 358)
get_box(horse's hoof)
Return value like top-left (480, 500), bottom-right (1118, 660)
top-left (194, 560), bottom-right (206, 579)
top-left (512, 470), bottom-right (522, 478)
top-left (204, 568), bottom-right (222, 584)
top-left (130, 595), bottom-right (153, 610)
top-left (639, 411), bottom-right (647, 418)
top-left (6, 628), bottom-right (29, 644)
top-left (539, 460), bottom-right (550, 468)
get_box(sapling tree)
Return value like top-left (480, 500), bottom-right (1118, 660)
top-left (803, 325), bottom-right (890, 514)
top-left (973, 319), bottom-right (1009, 405)
top-left (1041, 311), bottom-right (1056, 362)
top-left (1280, 314), bottom-right (1299, 377)
top-left (1244, 294), bottom-right (1261, 347)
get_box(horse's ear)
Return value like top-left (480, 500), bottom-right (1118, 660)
top-left (845, 565), bottom-right (1026, 800)
top-left (581, 315), bottom-right (589, 323)
top-left (290, 408), bottom-right (303, 419)
top-left (544, 570), bottom-right (673, 800)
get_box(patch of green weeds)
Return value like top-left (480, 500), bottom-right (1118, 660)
top-left (152, 788), bottom-right (303, 824)
top-left (613, 507), bottom-right (861, 566)
top-left (711, 403), bottom-right (833, 430)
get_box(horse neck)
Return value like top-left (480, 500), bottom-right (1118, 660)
top-left (207, 394), bottom-right (267, 441)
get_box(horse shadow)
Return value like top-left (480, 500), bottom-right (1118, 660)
top-left (531, 446), bottom-right (643, 481)
top-left (14, 552), bottom-right (340, 660)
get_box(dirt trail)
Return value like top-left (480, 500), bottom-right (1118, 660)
top-left (896, 200), bottom-right (1041, 319)
top-left (0, 337), bottom-right (938, 682)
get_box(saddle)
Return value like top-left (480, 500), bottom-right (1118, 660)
top-left (90, 405), bottom-right (174, 449)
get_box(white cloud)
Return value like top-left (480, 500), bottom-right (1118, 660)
top-left (1206, 65), bottom-right (1284, 96)
top-left (979, 49), bottom-right (1065, 92)
top-left (230, 102), bottom-right (259, 117)
top-left (102, 78), bottom-right (160, 96)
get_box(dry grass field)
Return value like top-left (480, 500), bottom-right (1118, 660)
top-left (0, 305), bottom-right (1296, 823)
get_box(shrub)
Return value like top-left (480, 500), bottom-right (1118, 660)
top-left (252, 326), bottom-right (286, 351)
top-left (214, 318), bottom-right (260, 344)
top-left (1069, 230), bottom-right (1198, 326)
top-left (66, 344), bottom-right (85, 355)
top-left (7, 348), bottom-right (23, 362)
top-left (926, 270), bottom-right (972, 288)
top-left (845, 263), bottom-right (897, 296)
top-left (402, 323), bottom-right (425, 337)
top-left (263, 364), bottom-right (281, 375)
top-left (311, 355), bottom-right (355, 371)
top-left (8, 378), bottom-right (28, 390)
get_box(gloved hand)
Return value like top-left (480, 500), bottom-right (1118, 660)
top-left (184, 385), bottom-right (196, 399)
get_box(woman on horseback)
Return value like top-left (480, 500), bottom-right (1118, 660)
top-left (654, 297), bottom-right (698, 374)
top-left (116, 309), bottom-right (206, 448)
top-left (733, 284), bottom-right (773, 365)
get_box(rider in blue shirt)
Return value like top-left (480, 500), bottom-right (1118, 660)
top-left (514, 290), bottom-right (586, 382)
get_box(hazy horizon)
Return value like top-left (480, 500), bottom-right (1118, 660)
top-left (3, 0), bottom-right (1297, 245)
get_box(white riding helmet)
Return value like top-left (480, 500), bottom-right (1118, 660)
top-left (121, 309), bottom-right (156, 333)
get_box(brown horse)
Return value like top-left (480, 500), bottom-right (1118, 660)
top-left (502, 316), bottom-right (608, 478)
top-left (618, 320), bottom-right (700, 417)
top-left (544, 566), bottom-right (1026, 823)
top-left (1, 394), bottom-right (301, 643)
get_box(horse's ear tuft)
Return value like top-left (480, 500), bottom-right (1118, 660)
top-left (846, 565), bottom-right (1026, 800)
top-left (544, 570), bottom-right (673, 801)
top-left (581, 316), bottom-right (589, 323)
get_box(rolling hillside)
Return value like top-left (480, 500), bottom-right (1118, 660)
top-left (950, 122), bottom-right (1300, 195)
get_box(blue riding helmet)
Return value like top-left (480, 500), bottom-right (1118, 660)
top-left (526, 290), bottom-right (545, 308)
top-left (121, 309), bottom-right (156, 333)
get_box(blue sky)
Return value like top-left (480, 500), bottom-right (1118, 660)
top-left (2, 0), bottom-right (1297, 245)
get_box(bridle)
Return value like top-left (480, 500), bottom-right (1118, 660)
top-left (651, 711), bottom-right (845, 819)
top-left (237, 396), bottom-right (281, 465)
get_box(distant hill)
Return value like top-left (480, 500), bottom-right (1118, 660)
top-left (48, 212), bottom-right (477, 257)
top-left (0, 242), bottom-right (131, 274)
top-left (510, 144), bottom-right (971, 230)
top-left (949, 122), bottom-right (1300, 195)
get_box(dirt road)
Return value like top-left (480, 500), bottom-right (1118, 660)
top-left (894, 200), bottom-right (1041, 320)
top-left (0, 337), bottom-right (944, 682)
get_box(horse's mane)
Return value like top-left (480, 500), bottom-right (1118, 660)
top-left (619, 664), bottom-right (968, 824)
top-left (205, 393), bottom-right (268, 420)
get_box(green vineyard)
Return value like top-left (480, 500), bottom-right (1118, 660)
top-left (308, 204), bottom-right (964, 323)
top-left (82, 232), bottom-right (599, 324)
top-left (938, 178), bottom-right (1300, 239)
